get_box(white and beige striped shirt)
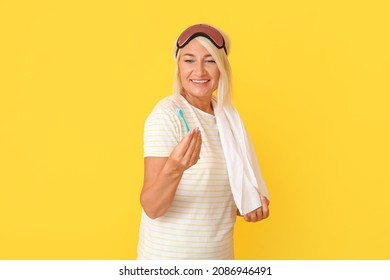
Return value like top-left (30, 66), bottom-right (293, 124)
top-left (137, 94), bottom-right (237, 260)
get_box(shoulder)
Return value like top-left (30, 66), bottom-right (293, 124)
top-left (147, 96), bottom-right (182, 120)
top-left (145, 96), bottom-right (183, 127)
top-left (153, 95), bottom-right (182, 113)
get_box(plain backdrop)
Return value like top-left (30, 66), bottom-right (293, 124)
top-left (1, 0), bottom-right (389, 259)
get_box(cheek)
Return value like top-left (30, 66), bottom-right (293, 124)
top-left (210, 65), bottom-right (220, 78)
top-left (215, 72), bottom-right (220, 81)
top-left (178, 65), bottom-right (190, 81)
top-left (178, 69), bottom-right (185, 85)
top-left (212, 72), bottom-right (220, 90)
top-left (179, 73), bottom-right (189, 88)
top-left (212, 69), bottom-right (220, 83)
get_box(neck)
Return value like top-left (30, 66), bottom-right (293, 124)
top-left (181, 93), bottom-right (214, 115)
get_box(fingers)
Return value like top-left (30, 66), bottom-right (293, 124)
top-left (244, 208), bottom-right (261, 222)
top-left (174, 129), bottom-right (197, 156)
top-left (183, 128), bottom-right (201, 161)
top-left (261, 195), bottom-right (270, 219)
top-left (185, 128), bottom-right (202, 163)
top-left (243, 196), bottom-right (270, 223)
top-left (244, 211), bottom-right (256, 222)
top-left (168, 128), bottom-right (202, 172)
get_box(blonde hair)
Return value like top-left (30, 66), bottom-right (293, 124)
top-left (172, 27), bottom-right (232, 111)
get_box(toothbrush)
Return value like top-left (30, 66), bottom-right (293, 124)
top-left (178, 108), bottom-right (200, 160)
top-left (177, 109), bottom-right (190, 133)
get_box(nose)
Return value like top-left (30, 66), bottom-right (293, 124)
top-left (194, 61), bottom-right (206, 76)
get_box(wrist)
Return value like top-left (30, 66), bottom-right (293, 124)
top-left (164, 158), bottom-right (185, 178)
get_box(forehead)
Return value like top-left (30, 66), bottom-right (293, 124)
top-left (179, 39), bottom-right (212, 57)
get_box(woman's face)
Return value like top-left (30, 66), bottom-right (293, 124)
top-left (178, 39), bottom-right (220, 103)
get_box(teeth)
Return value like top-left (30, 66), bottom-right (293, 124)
top-left (192, 80), bottom-right (208, 84)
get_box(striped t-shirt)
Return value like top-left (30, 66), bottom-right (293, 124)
top-left (137, 94), bottom-right (237, 260)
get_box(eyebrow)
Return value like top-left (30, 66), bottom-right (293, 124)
top-left (182, 53), bottom-right (213, 58)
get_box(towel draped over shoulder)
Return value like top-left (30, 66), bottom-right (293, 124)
top-left (214, 103), bottom-right (270, 215)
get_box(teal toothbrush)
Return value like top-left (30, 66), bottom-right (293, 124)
top-left (177, 109), bottom-right (190, 133)
top-left (178, 108), bottom-right (199, 159)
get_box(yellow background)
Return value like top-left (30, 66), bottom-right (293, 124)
top-left (1, 0), bottom-right (389, 259)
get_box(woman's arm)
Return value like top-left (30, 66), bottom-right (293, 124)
top-left (140, 128), bottom-right (202, 219)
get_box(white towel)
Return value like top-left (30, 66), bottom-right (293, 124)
top-left (215, 105), bottom-right (270, 215)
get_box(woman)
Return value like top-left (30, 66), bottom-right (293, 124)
top-left (137, 24), bottom-right (270, 260)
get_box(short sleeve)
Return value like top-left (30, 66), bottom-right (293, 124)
top-left (144, 105), bottom-right (182, 157)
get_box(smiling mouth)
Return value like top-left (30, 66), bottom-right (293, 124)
top-left (190, 79), bottom-right (209, 84)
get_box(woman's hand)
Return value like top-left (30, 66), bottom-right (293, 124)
top-left (166, 128), bottom-right (202, 173)
top-left (243, 195), bottom-right (270, 223)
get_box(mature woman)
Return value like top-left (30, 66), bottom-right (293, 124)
top-left (137, 24), bottom-right (270, 260)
